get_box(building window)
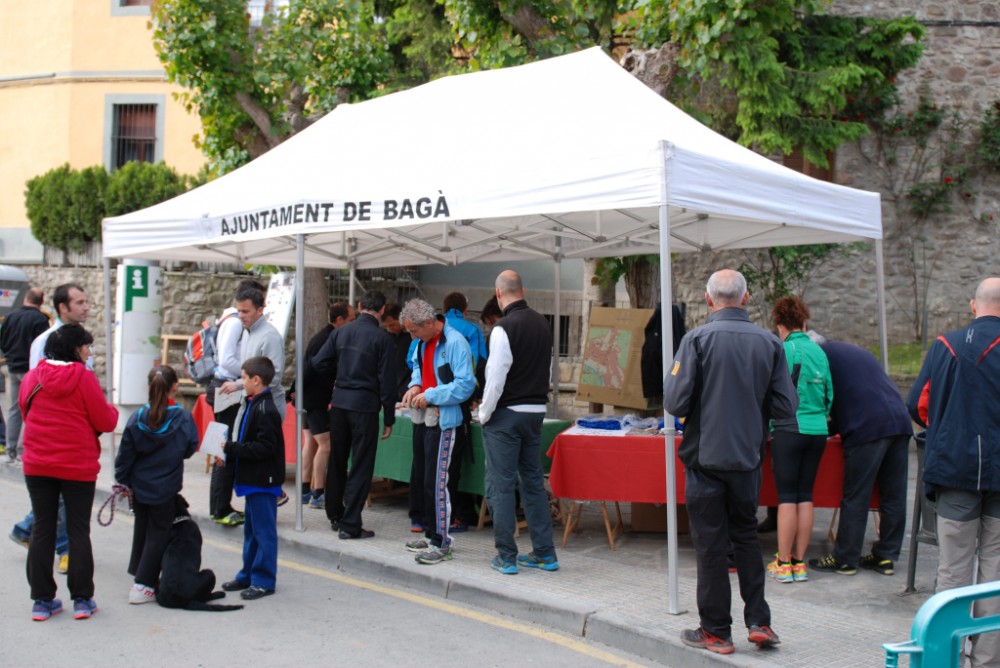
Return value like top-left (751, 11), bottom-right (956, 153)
top-left (111, 0), bottom-right (153, 16)
top-left (104, 95), bottom-right (165, 170)
top-left (544, 314), bottom-right (571, 357)
top-left (111, 104), bottom-right (157, 169)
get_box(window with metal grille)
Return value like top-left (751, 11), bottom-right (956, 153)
top-left (111, 104), bottom-right (157, 169)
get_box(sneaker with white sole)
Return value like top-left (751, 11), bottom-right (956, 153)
top-left (309, 493), bottom-right (325, 510)
top-left (405, 538), bottom-right (430, 552)
top-left (129, 584), bottom-right (155, 604)
top-left (415, 546), bottom-right (453, 565)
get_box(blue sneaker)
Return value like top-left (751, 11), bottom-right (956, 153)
top-left (31, 598), bottom-right (63, 621)
top-left (491, 555), bottom-right (518, 575)
top-left (309, 493), bottom-right (325, 510)
top-left (517, 552), bottom-right (559, 571)
top-left (301, 491), bottom-right (312, 504)
top-left (73, 598), bottom-right (97, 620)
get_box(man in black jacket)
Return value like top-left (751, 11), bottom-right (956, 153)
top-left (0, 287), bottom-right (49, 462)
top-left (664, 269), bottom-right (797, 655)
top-left (298, 301), bottom-right (354, 508)
top-left (311, 290), bottom-right (396, 539)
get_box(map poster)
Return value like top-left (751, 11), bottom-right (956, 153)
top-left (576, 306), bottom-right (655, 410)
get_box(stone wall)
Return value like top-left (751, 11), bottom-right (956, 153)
top-left (672, 1), bottom-right (1000, 347)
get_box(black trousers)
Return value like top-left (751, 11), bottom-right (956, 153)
top-left (409, 423), bottom-right (427, 523)
top-left (326, 408), bottom-right (379, 535)
top-left (209, 402), bottom-right (240, 518)
top-left (447, 418), bottom-right (476, 525)
top-left (129, 499), bottom-right (175, 587)
top-left (685, 467), bottom-right (770, 639)
top-left (25, 475), bottom-right (96, 601)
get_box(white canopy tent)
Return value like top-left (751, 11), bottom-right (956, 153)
top-left (102, 47), bottom-right (886, 615)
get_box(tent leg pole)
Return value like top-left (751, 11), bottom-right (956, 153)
top-left (294, 235), bottom-right (305, 532)
top-left (875, 240), bottom-right (889, 372)
top-left (552, 243), bottom-right (561, 419)
top-left (103, 257), bottom-right (116, 464)
top-left (658, 141), bottom-right (684, 616)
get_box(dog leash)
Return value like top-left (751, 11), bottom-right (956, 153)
top-left (98, 484), bottom-right (133, 527)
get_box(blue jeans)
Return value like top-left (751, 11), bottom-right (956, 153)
top-left (482, 408), bottom-right (554, 563)
top-left (235, 492), bottom-right (278, 590)
top-left (832, 435), bottom-right (909, 567)
top-left (13, 504), bottom-right (70, 556)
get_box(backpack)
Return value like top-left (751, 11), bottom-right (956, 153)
top-left (184, 313), bottom-right (234, 386)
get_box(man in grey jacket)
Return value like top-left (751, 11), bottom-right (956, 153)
top-left (664, 269), bottom-right (797, 655)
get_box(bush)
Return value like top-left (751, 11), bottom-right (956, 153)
top-left (103, 161), bottom-right (188, 218)
top-left (24, 161), bottom-right (198, 250)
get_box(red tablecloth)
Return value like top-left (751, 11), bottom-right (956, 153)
top-left (192, 394), bottom-right (298, 464)
top-left (547, 431), bottom-right (877, 509)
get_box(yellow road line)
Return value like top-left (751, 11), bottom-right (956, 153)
top-left (203, 535), bottom-right (647, 668)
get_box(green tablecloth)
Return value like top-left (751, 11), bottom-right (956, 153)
top-left (374, 415), bottom-right (571, 496)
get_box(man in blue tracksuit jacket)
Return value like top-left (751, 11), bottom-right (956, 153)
top-left (400, 299), bottom-right (475, 566)
top-left (907, 277), bottom-right (1000, 668)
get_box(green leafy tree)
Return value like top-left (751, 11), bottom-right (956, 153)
top-left (636, 1), bottom-right (924, 169)
top-left (151, 0), bottom-right (391, 172)
top-left (443, 0), bottom-right (630, 70)
top-left (378, 0), bottom-right (460, 90)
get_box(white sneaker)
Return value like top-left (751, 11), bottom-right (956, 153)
top-left (129, 584), bottom-right (155, 605)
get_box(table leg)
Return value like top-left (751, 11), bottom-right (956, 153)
top-left (561, 501), bottom-right (583, 548)
top-left (600, 501), bottom-right (624, 551)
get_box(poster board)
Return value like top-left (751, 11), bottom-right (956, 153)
top-left (264, 272), bottom-right (295, 339)
top-left (576, 306), bottom-right (654, 410)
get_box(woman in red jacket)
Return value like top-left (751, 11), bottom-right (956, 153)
top-left (20, 324), bottom-right (118, 621)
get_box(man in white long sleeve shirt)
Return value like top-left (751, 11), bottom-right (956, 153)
top-left (478, 270), bottom-right (557, 575)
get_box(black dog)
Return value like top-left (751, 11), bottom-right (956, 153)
top-left (155, 495), bottom-right (243, 612)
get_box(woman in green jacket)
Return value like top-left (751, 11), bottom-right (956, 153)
top-left (767, 296), bottom-right (833, 585)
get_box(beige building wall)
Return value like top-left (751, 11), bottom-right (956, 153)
top-left (0, 1), bottom-right (204, 260)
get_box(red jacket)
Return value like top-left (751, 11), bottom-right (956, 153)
top-left (19, 360), bottom-right (119, 482)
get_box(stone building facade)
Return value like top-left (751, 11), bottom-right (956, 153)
top-left (671, 0), bottom-right (1000, 348)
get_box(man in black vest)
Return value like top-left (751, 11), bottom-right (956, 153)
top-left (478, 270), bottom-right (558, 575)
top-left (1, 287), bottom-right (49, 462)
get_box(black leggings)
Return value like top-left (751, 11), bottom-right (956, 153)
top-left (770, 431), bottom-right (826, 504)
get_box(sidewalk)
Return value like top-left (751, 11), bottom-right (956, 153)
top-left (3, 442), bottom-right (937, 667)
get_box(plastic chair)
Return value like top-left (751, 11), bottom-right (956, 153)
top-left (884, 580), bottom-right (1000, 667)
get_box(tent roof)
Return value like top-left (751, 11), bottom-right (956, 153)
top-left (102, 48), bottom-right (881, 268)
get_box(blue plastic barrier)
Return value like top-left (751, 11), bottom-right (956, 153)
top-left (884, 580), bottom-right (1000, 667)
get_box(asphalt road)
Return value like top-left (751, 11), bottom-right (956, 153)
top-left (0, 475), bottom-right (663, 667)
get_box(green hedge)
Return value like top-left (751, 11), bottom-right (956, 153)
top-left (24, 161), bottom-right (195, 251)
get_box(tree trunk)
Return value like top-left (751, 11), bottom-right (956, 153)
top-left (302, 267), bottom-right (328, 339)
top-left (624, 257), bottom-right (661, 309)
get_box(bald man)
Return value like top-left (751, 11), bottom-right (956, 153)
top-left (664, 269), bottom-right (797, 655)
top-left (908, 276), bottom-right (1000, 668)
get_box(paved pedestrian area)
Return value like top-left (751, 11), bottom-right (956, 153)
top-left (3, 442), bottom-right (940, 667)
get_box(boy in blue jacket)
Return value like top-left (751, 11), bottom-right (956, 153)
top-left (219, 356), bottom-right (285, 600)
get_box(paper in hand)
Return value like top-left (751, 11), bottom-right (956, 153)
top-left (200, 421), bottom-right (229, 462)
top-left (214, 387), bottom-right (242, 412)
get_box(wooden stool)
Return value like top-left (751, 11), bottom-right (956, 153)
top-left (559, 499), bottom-right (623, 550)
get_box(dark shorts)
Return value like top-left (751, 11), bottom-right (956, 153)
top-left (305, 408), bottom-right (330, 436)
